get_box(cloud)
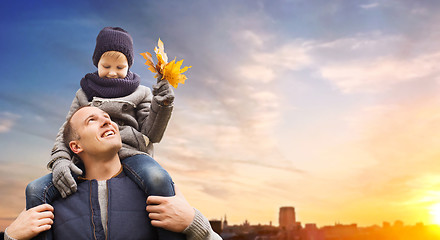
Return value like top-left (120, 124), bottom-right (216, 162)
top-left (319, 52), bottom-right (440, 93)
top-left (360, 3), bottom-right (379, 9)
top-left (410, 7), bottom-right (429, 16)
top-left (153, 54), bottom-right (302, 199)
top-left (163, 30), bottom-right (290, 168)
top-left (0, 112), bottom-right (20, 133)
top-left (241, 32), bottom-right (440, 94)
top-left (0, 162), bottom-right (47, 219)
top-left (312, 32), bottom-right (440, 93)
top-left (234, 30), bottom-right (313, 84)
top-left (343, 98), bottom-right (440, 203)
top-left (238, 30), bottom-right (267, 48)
top-left (251, 42), bottom-right (313, 72)
top-left (238, 65), bottom-right (275, 83)
top-left (0, 93), bottom-right (66, 123)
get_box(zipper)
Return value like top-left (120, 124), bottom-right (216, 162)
top-left (105, 180), bottom-right (109, 240)
top-left (90, 181), bottom-right (98, 240)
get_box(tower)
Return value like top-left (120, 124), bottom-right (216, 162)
top-left (223, 214), bottom-right (228, 228)
top-left (279, 206), bottom-right (296, 230)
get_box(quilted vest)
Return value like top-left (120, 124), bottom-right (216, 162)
top-left (51, 171), bottom-right (157, 240)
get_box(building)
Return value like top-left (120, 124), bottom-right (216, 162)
top-left (303, 223), bottom-right (324, 240)
top-left (279, 207), bottom-right (296, 231)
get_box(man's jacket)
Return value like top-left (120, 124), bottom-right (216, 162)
top-left (51, 170), bottom-right (157, 240)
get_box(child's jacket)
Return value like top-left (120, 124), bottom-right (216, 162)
top-left (48, 85), bottom-right (172, 169)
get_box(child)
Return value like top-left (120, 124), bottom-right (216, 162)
top-left (25, 27), bottom-right (184, 239)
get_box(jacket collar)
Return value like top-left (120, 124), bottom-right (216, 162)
top-left (77, 165), bottom-right (124, 181)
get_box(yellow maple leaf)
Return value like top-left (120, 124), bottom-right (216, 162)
top-left (163, 58), bottom-right (192, 88)
top-left (139, 52), bottom-right (157, 73)
top-left (154, 38), bottom-right (168, 68)
top-left (140, 38), bottom-right (191, 88)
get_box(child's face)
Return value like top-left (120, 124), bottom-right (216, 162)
top-left (97, 52), bottom-right (129, 79)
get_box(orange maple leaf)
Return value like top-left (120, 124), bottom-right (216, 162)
top-left (140, 38), bottom-right (191, 88)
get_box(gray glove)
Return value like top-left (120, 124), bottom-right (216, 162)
top-left (52, 159), bottom-right (83, 198)
top-left (153, 80), bottom-right (174, 106)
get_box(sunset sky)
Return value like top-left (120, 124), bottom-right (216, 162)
top-left (2, 0), bottom-right (440, 230)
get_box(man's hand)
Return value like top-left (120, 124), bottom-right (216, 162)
top-left (152, 80), bottom-right (175, 106)
top-left (6, 204), bottom-right (54, 240)
top-left (146, 185), bottom-right (195, 232)
top-left (52, 159), bottom-right (83, 198)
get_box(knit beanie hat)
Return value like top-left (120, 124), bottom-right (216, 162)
top-left (92, 27), bottom-right (134, 68)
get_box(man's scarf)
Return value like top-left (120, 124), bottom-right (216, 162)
top-left (80, 71), bottom-right (140, 101)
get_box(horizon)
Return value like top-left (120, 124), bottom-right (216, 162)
top-left (2, 208), bottom-right (440, 231)
top-left (201, 206), bottom-right (440, 229)
top-left (2, 0), bottom-right (440, 230)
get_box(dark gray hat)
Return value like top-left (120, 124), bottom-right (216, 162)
top-left (92, 27), bottom-right (134, 68)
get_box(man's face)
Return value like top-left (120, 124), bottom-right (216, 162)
top-left (69, 106), bottom-right (122, 156)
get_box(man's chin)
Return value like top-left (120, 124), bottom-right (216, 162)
top-left (107, 143), bottom-right (122, 154)
top-left (93, 144), bottom-right (122, 158)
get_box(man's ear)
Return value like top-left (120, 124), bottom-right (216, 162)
top-left (69, 141), bottom-right (83, 154)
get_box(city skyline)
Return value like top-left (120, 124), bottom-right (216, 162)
top-left (2, 0), bottom-right (440, 229)
top-left (215, 206), bottom-right (440, 240)
top-left (210, 206), bottom-right (439, 228)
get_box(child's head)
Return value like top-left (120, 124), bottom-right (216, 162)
top-left (92, 27), bottom-right (134, 77)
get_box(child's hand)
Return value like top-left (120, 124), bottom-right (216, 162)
top-left (52, 159), bottom-right (83, 198)
top-left (153, 80), bottom-right (175, 106)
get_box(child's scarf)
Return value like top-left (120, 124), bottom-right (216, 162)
top-left (80, 71), bottom-right (140, 101)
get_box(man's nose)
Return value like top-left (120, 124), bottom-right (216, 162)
top-left (100, 117), bottom-right (111, 127)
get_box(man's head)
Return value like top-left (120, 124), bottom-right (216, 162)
top-left (64, 106), bottom-right (122, 158)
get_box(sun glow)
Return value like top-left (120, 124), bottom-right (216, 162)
top-left (430, 203), bottom-right (440, 225)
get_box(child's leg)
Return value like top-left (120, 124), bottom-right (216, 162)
top-left (122, 154), bottom-right (176, 197)
top-left (25, 173), bottom-right (61, 210)
top-left (25, 174), bottom-right (59, 240)
top-left (122, 154), bottom-right (186, 240)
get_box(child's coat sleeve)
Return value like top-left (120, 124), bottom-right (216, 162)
top-left (136, 87), bottom-right (173, 143)
top-left (47, 90), bottom-right (88, 169)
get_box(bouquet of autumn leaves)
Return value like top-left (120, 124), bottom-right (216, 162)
top-left (140, 39), bottom-right (191, 88)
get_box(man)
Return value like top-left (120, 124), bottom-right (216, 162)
top-left (5, 106), bottom-right (221, 240)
